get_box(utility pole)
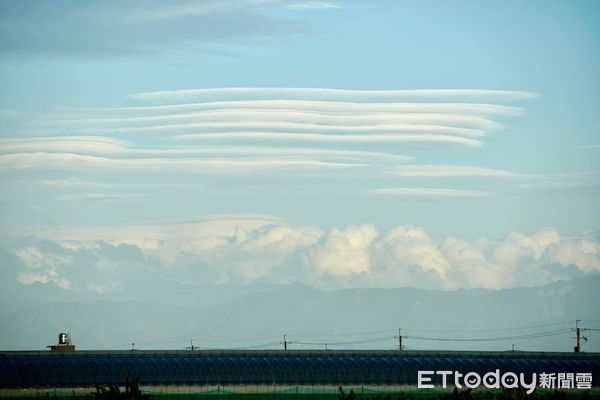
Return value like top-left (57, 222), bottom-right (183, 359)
top-left (130, 342), bottom-right (135, 351)
top-left (283, 334), bottom-right (288, 350)
top-left (575, 320), bottom-right (581, 352)
top-left (573, 320), bottom-right (588, 353)
top-left (395, 328), bottom-right (403, 351)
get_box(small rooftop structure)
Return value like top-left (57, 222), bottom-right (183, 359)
top-left (47, 332), bottom-right (75, 351)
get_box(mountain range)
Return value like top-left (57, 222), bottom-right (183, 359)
top-left (1, 269), bottom-right (598, 352)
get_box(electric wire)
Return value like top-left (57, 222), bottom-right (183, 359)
top-left (401, 321), bottom-right (573, 333)
top-left (405, 329), bottom-right (571, 342)
top-left (92, 321), bottom-right (590, 350)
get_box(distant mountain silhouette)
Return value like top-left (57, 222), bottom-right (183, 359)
top-left (1, 275), bottom-right (598, 352)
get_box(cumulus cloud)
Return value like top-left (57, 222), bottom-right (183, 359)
top-left (14, 246), bottom-right (73, 288)
top-left (441, 238), bottom-right (508, 288)
top-left (8, 239), bottom-right (161, 293)
top-left (307, 224), bottom-right (378, 276)
top-left (542, 238), bottom-right (599, 273)
top-left (2, 219), bottom-right (598, 292)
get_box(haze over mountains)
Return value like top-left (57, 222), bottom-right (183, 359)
top-left (1, 272), bottom-right (598, 353)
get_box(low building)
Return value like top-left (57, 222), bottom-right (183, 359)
top-left (0, 349), bottom-right (598, 393)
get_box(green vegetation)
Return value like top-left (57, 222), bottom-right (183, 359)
top-left (91, 377), bottom-right (150, 400)
top-left (1, 386), bottom-right (598, 400)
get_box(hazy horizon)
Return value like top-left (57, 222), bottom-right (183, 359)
top-left (1, 275), bottom-right (599, 352)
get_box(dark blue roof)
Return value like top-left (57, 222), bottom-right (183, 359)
top-left (1, 350), bottom-right (598, 388)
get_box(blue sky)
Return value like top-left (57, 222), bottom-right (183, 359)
top-left (0, 0), bottom-right (599, 291)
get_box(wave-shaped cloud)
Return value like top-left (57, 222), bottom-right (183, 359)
top-left (2, 86), bottom-right (536, 206)
top-left (69, 99), bottom-right (525, 117)
top-left (371, 188), bottom-right (491, 197)
top-left (389, 165), bottom-right (519, 178)
top-left (130, 87), bottom-right (537, 103)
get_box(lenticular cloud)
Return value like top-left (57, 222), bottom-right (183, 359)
top-left (1, 87), bottom-right (534, 181)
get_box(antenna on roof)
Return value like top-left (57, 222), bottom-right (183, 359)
top-left (186, 339), bottom-right (198, 350)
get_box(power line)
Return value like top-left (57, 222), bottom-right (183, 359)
top-left (181, 335), bottom-right (282, 343)
top-left (214, 341), bottom-right (282, 350)
top-left (291, 336), bottom-right (396, 347)
top-left (402, 321), bottom-right (573, 333)
top-left (281, 321), bottom-right (575, 339)
top-left (405, 329), bottom-right (571, 342)
top-left (95, 321), bottom-right (590, 350)
top-left (288, 328), bottom-right (398, 338)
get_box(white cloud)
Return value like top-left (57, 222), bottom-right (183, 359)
top-left (0, 138), bottom-right (410, 163)
top-left (18, 271), bottom-right (72, 289)
top-left (370, 226), bottom-right (450, 287)
top-left (2, 87), bottom-right (532, 202)
top-left (0, 152), bottom-right (361, 171)
top-left (125, 0), bottom-right (268, 23)
top-left (507, 229), bottom-right (561, 260)
top-left (242, 224), bottom-right (321, 252)
top-left (130, 87), bottom-right (537, 103)
top-left (490, 230), bottom-right (564, 285)
top-left (3, 220), bottom-right (598, 291)
top-left (441, 238), bottom-right (508, 288)
top-left (287, 2), bottom-right (340, 10)
top-left (14, 247), bottom-right (73, 289)
top-left (37, 177), bottom-right (193, 189)
top-left (0, 136), bottom-right (125, 153)
top-left (307, 225), bottom-right (378, 276)
top-left (372, 188), bottom-right (491, 197)
top-left (174, 132), bottom-right (482, 146)
top-left (65, 120), bottom-right (485, 137)
top-left (390, 165), bottom-right (518, 178)
top-left (15, 246), bottom-right (72, 270)
top-left (576, 144), bottom-right (600, 150)
top-left (543, 239), bottom-right (600, 273)
top-left (1, 0), bottom-right (304, 57)
top-left (53, 109), bottom-right (502, 132)
top-left (1, 86), bottom-right (540, 224)
top-left (0, 109), bottom-right (19, 117)
top-left (70, 99), bottom-right (524, 117)
top-left (56, 193), bottom-right (148, 203)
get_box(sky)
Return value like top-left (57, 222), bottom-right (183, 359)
top-left (0, 0), bottom-right (599, 292)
